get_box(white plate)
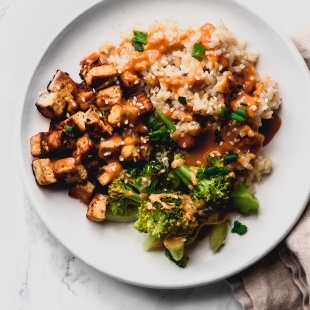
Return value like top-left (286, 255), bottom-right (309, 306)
top-left (17, 0), bottom-right (310, 288)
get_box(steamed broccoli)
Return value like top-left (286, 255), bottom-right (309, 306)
top-left (107, 160), bottom-right (174, 220)
top-left (172, 154), bottom-right (235, 209)
top-left (134, 190), bottom-right (198, 266)
top-left (107, 178), bottom-right (142, 219)
top-left (230, 183), bottom-right (259, 213)
top-left (134, 191), bottom-right (198, 239)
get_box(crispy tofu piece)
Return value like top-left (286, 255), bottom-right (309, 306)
top-left (97, 135), bottom-right (122, 159)
top-left (32, 158), bottom-right (57, 185)
top-left (86, 193), bottom-right (108, 222)
top-left (107, 105), bottom-right (139, 127)
top-left (36, 70), bottom-right (78, 118)
top-left (120, 70), bottom-right (140, 88)
top-left (53, 157), bottom-right (88, 184)
top-left (97, 161), bottom-right (123, 186)
top-left (127, 91), bottom-right (153, 114)
top-left (71, 81), bottom-right (96, 111)
top-left (80, 62), bottom-right (118, 90)
top-left (84, 105), bottom-right (113, 139)
top-left (30, 130), bottom-right (76, 158)
top-left (120, 145), bottom-right (142, 162)
top-left (58, 111), bottom-right (87, 132)
top-left (72, 133), bottom-right (95, 160)
top-left (35, 92), bottom-right (65, 119)
top-left (68, 181), bottom-right (96, 204)
top-left (119, 133), bottom-right (151, 162)
top-left (96, 85), bottom-right (122, 109)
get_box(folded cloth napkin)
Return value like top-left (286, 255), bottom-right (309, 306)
top-left (228, 28), bottom-right (310, 310)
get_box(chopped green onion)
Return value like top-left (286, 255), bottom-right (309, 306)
top-left (191, 43), bottom-right (206, 61)
top-left (240, 102), bottom-right (249, 106)
top-left (132, 42), bottom-right (144, 52)
top-left (234, 107), bottom-right (247, 117)
top-left (223, 153), bottom-right (238, 164)
top-left (178, 96), bottom-right (187, 105)
top-left (220, 107), bottom-right (228, 118)
top-left (231, 107), bottom-right (247, 122)
top-left (231, 220), bottom-right (247, 235)
top-left (130, 30), bottom-right (148, 52)
top-left (204, 166), bottom-right (230, 177)
top-left (64, 125), bottom-right (73, 133)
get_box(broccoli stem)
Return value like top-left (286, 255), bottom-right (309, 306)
top-left (155, 108), bottom-right (176, 131)
top-left (173, 164), bottom-right (195, 188)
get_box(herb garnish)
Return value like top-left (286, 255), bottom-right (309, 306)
top-left (191, 43), bottom-right (206, 61)
top-left (231, 220), bottom-right (247, 235)
top-left (130, 30), bottom-right (148, 52)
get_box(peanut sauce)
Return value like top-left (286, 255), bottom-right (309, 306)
top-left (259, 114), bottom-right (281, 146)
top-left (183, 120), bottom-right (266, 167)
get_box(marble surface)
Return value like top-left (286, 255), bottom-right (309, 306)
top-left (1, 0), bottom-right (309, 309)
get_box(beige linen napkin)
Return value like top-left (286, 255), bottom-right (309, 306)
top-left (228, 28), bottom-right (310, 310)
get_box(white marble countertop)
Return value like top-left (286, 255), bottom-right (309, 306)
top-left (1, 0), bottom-right (309, 309)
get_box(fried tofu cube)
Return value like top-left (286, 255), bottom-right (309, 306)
top-left (107, 105), bottom-right (139, 127)
top-left (127, 91), bottom-right (153, 114)
top-left (120, 70), bottom-right (140, 88)
top-left (120, 144), bottom-right (142, 162)
top-left (35, 92), bottom-right (65, 119)
top-left (32, 158), bottom-right (57, 185)
top-left (59, 111), bottom-right (87, 132)
top-left (53, 157), bottom-right (88, 184)
top-left (97, 161), bottom-right (123, 186)
top-left (96, 85), bottom-right (122, 109)
top-left (72, 133), bottom-right (95, 160)
top-left (68, 181), bottom-right (96, 204)
top-left (47, 70), bottom-right (77, 93)
top-left (97, 135), bottom-right (122, 159)
top-left (36, 70), bottom-right (78, 118)
top-left (81, 63), bottom-right (118, 90)
top-left (71, 81), bottom-right (96, 111)
top-left (86, 193), bottom-right (108, 222)
top-left (30, 130), bottom-right (76, 158)
top-left (84, 105), bottom-right (113, 138)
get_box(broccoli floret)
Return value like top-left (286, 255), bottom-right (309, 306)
top-left (107, 178), bottom-right (142, 219)
top-left (172, 154), bottom-right (234, 209)
top-left (107, 160), bottom-right (172, 220)
top-left (134, 191), bottom-right (198, 239)
top-left (230, 183), bottom-right (259, 213)
top-left (156, 169), bottom-right (181, 190)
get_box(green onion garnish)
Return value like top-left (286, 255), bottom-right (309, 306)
top-left (231, 220), bottom-right (247, 235)
top-left (178, 96), bottom-right (187, 105)
top-left (223, 153), bottom-right (238, 164)
top-left (130, 30), bottom-right (148, 52)
top-left (240, 102), bottom-right (248, 106)
top-left (220, 107), bottom-right (228, 118)
top-left (64, 125), bottom-right (73, 133)
top-left (230, 107), bottom-right (247, 122)
top-left (191, 43), bottom-right (206, 61)
top-left (204, 166), bottom-right (230, 177)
